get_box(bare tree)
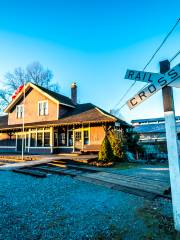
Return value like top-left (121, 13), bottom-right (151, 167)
top-left (0, 89), bottom-right (11, 109)
top-left (26, 62), bottom-right (53, 88)
top-left (0, 62), bottom-right (60, 112)
top-left (4, 67), bottom-right (27, 93)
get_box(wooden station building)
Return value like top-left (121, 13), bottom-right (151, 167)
top-left (0, 82), bottom-right (129, 154)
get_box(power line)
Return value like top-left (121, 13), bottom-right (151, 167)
top-left (142, 18), bottom-right (180, 71)
top-left (113, 18), bottom-right (180, 111)
top-left (170, 49), bottom-right (180, 63)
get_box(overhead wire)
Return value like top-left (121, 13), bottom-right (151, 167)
top-left (113, 18), bottom-right (180, 111)
top-left (170, 49), bottom-right (180, 63)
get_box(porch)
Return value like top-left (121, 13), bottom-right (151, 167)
top-left (0, 123), bottom-right (105, 154)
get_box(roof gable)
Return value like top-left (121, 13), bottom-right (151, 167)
top-left (4, 82), bottom-right (75, 113)
top-left (33, 84), bottom-right (75, 107)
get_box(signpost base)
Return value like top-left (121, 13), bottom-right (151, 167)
top-left (164, 111), bottom-right (180, 231)
top-left (160, 60), bottom-right (180, 231)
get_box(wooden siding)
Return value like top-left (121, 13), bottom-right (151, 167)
top-left (8, 88), bottom-right (58, 125)
top-left (90, 126), bottom-right (105, 145)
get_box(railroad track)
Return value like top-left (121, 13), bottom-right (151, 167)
top-left (13, 160), bottom-right (98, 178)
top-left (12, 159), bottom-right (171, 200)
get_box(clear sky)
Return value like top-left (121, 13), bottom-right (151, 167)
top-left (0, 0), bottom-right (180, 122)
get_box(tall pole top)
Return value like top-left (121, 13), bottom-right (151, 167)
top-left (159, 59), bottom-right (170, 74)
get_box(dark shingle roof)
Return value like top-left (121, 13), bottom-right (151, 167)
top-left (0, 103), bottom-right (129, 130)
top-left (0, 115), bottom-right (8, 129)
top-left (34, 84), bottom-right (75, 107)
top-left (58, 103), bottom-right (117, 124)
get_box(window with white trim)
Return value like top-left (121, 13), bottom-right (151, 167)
top-left (16, 105), bottom-right (24, 119)
top-left (38, 101), bottom-right (48, 116)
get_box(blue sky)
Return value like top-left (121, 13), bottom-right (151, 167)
top-left (0, 0), bottom-right (180, 122)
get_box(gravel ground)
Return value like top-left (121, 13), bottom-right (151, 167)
top-left (0, 170), bottom-right (174, 240)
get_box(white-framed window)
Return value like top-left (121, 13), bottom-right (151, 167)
top-left (16, 105), bottom-right (24, 119)
top-left (38, 100), bottom-right (48, 116)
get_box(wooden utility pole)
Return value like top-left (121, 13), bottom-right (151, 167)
top-left (160, 60), bottom-right (180, 231)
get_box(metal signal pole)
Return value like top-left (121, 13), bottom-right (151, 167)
top-left (160, 60), bottom-right (180, 231)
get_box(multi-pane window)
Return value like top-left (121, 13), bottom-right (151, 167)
top-left (37, 132), bottom-right (43, 147)
top-left (54, 132), bottom-right (58, 147)
top-left (84, 130), bottom-right (89, 145)
top-left (75, 131), bottom-right (81, 141)
top-left (68, 131), bottom-right (73, 146)
top-left (26, 134), bottom-right (29, 147)
top-left (16, 105), bottom-right (24, 119)
top-left (30, 133), bottom-right (36, 147)
top-left (29, 131), bottom-right (50, 147)
top-left (38, 101), bottom-right (48, 116)
top-left (44, 132), bottom-right (50, 146)
top-left (59, 133), bottom-right (66, 146)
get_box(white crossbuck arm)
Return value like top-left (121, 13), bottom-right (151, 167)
top-left (125, 69), bottom-right (180, 88)
top-left (125, 63), bottom-right (180, 109)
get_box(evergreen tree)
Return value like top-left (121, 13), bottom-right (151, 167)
top-left (108, 130), bottom-right (124, 161)
top-left (98, 135), bottom-right (114, 162)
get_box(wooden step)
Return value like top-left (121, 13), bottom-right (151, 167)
top-left (13, 169), bottom-right (47, 178)
top-left (30, 166), bottom-right (77, 177)
top-left (47, 163), bottom-right (67, 168)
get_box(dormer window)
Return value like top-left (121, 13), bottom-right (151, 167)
top-left (16, 105), bottom-right (24, 119)
top-left (38, 100), bottom-right (48, 116)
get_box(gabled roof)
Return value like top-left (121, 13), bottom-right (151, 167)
top-left (0, 103), bottom-right (129, 130)
top-left (59, 103), bottom-right (117, 123)
top-left (0, 115), bottom-right (8, 129)
top-left (4, 82), bottom-right (75, 113)
top-left (33, 84), bottom-right (75, 107)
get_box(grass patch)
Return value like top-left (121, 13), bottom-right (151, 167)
top-left (136, 200), bottom-right (180, 240)
top-left (112, 162), bottom-right (143, 170)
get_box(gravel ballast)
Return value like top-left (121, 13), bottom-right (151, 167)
top-left (0, 169), bottom-right (173, 240)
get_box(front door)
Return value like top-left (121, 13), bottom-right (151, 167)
top-left (68, 131), bottom-right (73, 146)
top-left (74, 130), bottom-right (82, 150)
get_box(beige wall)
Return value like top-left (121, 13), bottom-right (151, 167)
top-left (90, 126), bottom-right (105, 145)
top-left (8, 88), bottom-right (58, 125)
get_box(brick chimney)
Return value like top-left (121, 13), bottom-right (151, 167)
top-left (71, 82), bottom-right (77, 105)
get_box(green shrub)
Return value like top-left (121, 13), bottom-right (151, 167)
top-left (108, 130), bottom-right (124, 161)
top-left (98, 135), bottom-right (114, 162)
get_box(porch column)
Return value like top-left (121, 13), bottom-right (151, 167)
top-left (73, 125), bottom-right (75, 152)
top-left (67, 125), bottom-right (69, 147)
top-left (89, 123), bottom-right (91, 145)
top-left (81, 124), bottom-right (84, 151)
top-left (28, 129), bottom-right (30, 153)
top-left (50, 126), bottom-right (54, 153)
top-left (15, 133), bottom-right (18, 151)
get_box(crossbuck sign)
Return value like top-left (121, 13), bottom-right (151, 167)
top-left (124, 60), bottom-right (180, 231)
top-left (125, 63), bottom-right (180, 109)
